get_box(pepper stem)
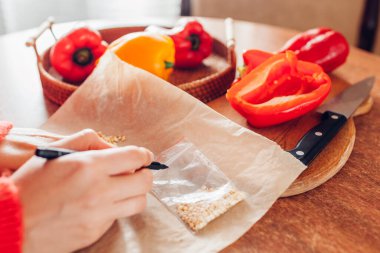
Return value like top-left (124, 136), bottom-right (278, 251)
top-left (164, 61), bottom-right (174, 69)
top-left (188, 34), bottom-right (201, 51)
top-left (73, 48), bottom-right (94, 66)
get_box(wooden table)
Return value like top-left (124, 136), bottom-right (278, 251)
top-left (1, 18), bottom-right (379, 252)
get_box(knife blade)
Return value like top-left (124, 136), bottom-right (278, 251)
top-left (289, 76), bottom-right (375, 165)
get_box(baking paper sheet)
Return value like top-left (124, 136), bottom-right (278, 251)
top-left (42, 51), bottom-right (306, 253)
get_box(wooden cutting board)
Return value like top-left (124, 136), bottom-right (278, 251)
top-left (208, 75), bottom-right (373, 197)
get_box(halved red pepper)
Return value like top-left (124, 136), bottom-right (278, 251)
top-left (226, 51), bottom-right (331, 128)
top-left (243, 27), bottom-right (349, 75)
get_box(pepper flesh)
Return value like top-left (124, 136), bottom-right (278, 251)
top-left (227, 51), bottom-right (331, 128)
top-left (169, 20), bottom-right (213, 68)
top-left (242, 50), bottom-right (273, 75)
top-left (243, 27), bottom-right (349, 75)
top-left (50, 27), bottom-right (107, 83)
top-left (109, 32), bottom-right (175, 80)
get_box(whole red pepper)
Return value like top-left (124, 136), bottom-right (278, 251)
top-left (169, 20), bottom-right (213, 68)
top-left (243, 27), bottom-right (349, 75)
top-left (50, 27), bottom-right (107, 83)
top-left (227, 51), bottom-right (331, 127)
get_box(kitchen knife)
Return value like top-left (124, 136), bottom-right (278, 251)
top-left (289, 76), bottom-right (375, 165)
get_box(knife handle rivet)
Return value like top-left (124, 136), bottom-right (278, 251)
top-left (315, 131), bottom-right (323, 136)
top-left (296, 150), bottom-right (305, 156)
top-left (331, 115), bottom-right (339, 120)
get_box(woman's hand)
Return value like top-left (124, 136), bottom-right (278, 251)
top-left (0, 128), bottom-right (65, 173)
top-left (11, 129), bottom-right (154, 253)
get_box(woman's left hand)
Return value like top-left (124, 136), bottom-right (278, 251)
top-left (0, 128), bottom-right (110, 173)
top-left (0, 131), bottom-right (56, 173)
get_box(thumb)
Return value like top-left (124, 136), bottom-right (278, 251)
top-left (48, 129), bottom-right (114, 151)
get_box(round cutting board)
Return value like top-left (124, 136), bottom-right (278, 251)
top-left (208, 75), bottom-right (372, 197)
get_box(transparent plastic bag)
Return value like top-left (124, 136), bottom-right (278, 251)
top-left (152, 140), bottom-right (246, 232)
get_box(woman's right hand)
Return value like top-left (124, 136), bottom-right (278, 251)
top-left (11, 129), bottom-right (154, 253)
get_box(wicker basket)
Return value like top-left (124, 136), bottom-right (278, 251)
top-left (27, 18), bottom-right (236, 105)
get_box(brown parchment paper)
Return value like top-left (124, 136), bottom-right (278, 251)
top-left (42, 52), bottom-right (306, 253)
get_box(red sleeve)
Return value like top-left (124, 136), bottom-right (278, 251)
top-left (0, 121), bottom-right (13, 142)
top-left (0, 177), bottom-right (23, 253)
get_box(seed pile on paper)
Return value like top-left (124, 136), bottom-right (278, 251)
top-left (176, 185), bottom-right (245, 231)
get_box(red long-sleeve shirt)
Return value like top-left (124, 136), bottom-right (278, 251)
top-left (0, 121), bottom-right (23, 253)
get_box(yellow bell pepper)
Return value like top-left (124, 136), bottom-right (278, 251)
top-left (109, 32), bottom-right (175, 80)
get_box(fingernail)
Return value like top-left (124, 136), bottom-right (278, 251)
top-left (148, 150), bottom-right (154, 161)
top-left (140, 147), bottom-right (154, 163)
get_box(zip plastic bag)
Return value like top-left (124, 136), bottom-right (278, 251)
top-left (152, 140), bottom-right (246, 232)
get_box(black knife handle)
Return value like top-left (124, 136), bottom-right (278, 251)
top-left (289, 111), bottom-right (347, 165)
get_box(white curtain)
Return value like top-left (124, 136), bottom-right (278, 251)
top-left (0, 0), bottom-right (181, 34)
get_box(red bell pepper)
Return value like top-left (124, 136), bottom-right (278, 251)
top-left (226, 51), bottom-right (331, 128)
top-left (169, 20), bottom-right (213, 68)
top-left (50, 27), bottom-right (107, 83)
top-left (242, 27), bottom-right (349, 75)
